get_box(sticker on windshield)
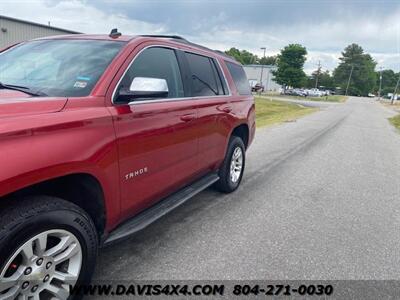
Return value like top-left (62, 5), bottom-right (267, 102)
top-left (73, 81), bottom-right (88, 88)
top-left (76, 76), bottom-right (91, 81)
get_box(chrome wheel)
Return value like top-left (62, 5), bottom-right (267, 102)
top-left (230, 146), bottom-right (243, 183)
top-left (0, 229), bottom-right (82, 300)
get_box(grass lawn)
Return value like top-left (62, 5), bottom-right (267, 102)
top-left (389, 114), bottom-right (400, 130)
top-left (255, 97), bottom-right (318, 128)
top-left (271, 94), bottom-right (348, 103)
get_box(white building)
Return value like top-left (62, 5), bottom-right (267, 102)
top-left (0, 15), bottom-right (80, 49)
top-left (243, 64), bottom-right (281, 92)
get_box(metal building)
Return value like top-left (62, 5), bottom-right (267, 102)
top-left (243, 64), bottom-right (281, 92)
top-left (0, 15), bottom-right (80, 49)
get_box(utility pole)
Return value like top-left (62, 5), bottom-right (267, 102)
top-left (391, 73), bottom-right (400, 105)
top-left (259, 47), bottom-right (266, 94)
top-left (315, 60), bottom-right (321, 89)
top-left (378, 67), bottom-right (383, 100)
top-left (345, 65), bottom-right (354, 96)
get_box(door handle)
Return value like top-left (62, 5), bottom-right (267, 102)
top-left (180, 114), bottom-right (195, 122)
top-left (222, 107), bottom-right (232, 113)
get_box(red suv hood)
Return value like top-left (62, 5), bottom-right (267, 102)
top-left (0, 90), bottom-right (67, 118)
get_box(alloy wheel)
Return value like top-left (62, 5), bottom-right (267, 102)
top-left (0, 229), bottom-right (82, 300)
top-left (230, 146), bottom-right (243, 183)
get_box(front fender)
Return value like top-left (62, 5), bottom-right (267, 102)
top-left (0, 107), bottom-right (120, 227)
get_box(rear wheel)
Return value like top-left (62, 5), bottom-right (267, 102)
top-left (0, 196), bottom-right (98, 300)
top-left (215, 136), bottom-right (246, 193)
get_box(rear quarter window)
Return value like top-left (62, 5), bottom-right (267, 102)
top-left (186, 52), bottom-right (226, 97)
top-left (225, 62), bottom-right (251, 95)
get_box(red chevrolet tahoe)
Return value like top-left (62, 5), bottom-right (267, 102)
top-left (0, 32), bottom-right (255, 299)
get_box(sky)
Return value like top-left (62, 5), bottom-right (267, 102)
top-left (1, 0), bottom-right (400, 74)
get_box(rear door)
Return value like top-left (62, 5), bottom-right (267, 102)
top-left (184, 52), bottom-right (232, 172)
top-left (110, 46), bottom-right (200, 218)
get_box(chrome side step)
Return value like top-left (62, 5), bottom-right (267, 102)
top-left (103, 173), bottom-right (219, 245)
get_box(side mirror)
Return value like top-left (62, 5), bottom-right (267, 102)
top-left (117, 77), bottom-right (169, 102)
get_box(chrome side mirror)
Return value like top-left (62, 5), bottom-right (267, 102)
top-left (129, 77), bottom-right (168, 94)
top-left (117, 77), bottom-right (169, 102)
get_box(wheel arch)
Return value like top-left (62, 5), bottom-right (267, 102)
top-left (231, 123), bottom-right (250, 149)
top-left (0, 173), bottom-right (107, 239)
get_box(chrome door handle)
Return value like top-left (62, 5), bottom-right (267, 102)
top-left (223, 107), bottom-right (232, 113)
top-left (180, 114), bottom-right (195, 122)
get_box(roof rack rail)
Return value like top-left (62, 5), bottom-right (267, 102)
top-left (139, 35), bottom-right (236, 61)
top-left (139, 35), bottom-right (187, 41)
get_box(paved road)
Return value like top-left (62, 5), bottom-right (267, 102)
top-left (95, 97), bottom-right (400, 280)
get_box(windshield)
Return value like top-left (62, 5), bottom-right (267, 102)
top-left (0, 39), bottom-right (125, 97)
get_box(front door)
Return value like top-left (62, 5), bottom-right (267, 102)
top-left (110, 46), bottom-right (199, 218)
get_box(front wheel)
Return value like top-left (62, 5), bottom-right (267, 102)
top-left (0, 196), bottom-right (98, 300)
top-left (215, 136), bottom-right (246, 193)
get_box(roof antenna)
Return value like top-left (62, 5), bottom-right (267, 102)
top-left (109, 28), bottom-right (121, 39)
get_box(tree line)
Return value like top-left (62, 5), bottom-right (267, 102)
top-left (225, 47), bottom-right (277, 65)
top-left (225, 44), bottom-right (399, 97)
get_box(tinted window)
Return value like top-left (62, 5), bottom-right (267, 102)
top-left (186, 52), bottom-right (221, 97)
top-left (210, 60), bottom-right (224, 95)
top-left (212, 60), bottom-right (229, 95)
top-left (0, 40), bottom-right (124, 97)
top-left (226, 62), bottom-right (251, 95)
top-left (118, 47), bottom-right (184, 100)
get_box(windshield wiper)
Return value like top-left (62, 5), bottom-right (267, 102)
top-left (0, 82), bottom-right (47, 97)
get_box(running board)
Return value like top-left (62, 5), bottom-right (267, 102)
top-left (103, 173), bottom-right (219, 245)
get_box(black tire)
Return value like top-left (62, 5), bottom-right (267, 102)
top-left (215, 136), bottom-right (246, 193)
top-left (0, 196), bottom-right (98, 300)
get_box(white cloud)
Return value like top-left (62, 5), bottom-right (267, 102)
top-left (0, 0), bottom-right (166, 35)
top-left (187, 8), bottom-right (400, 73)
top-left (304, 51), bottom-right (341, 75)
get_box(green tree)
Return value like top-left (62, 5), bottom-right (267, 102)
top-left (225, 47), bottom-right (242, 63)
top-left (306, 70), bottom-right (334, 89)
top-left (225, 47), bottom-right (258, 65)
top-left (374, 69), bottom-right (398, 96)
top-left (333, 44), bottom-right (377, 96)
top-left (240, 50), bottom-right (258, 65)
top-left (259, 55), bottom-right (277, 65)
top-left (272, 44), bottom-right (307, 89)
top-left (225, 48), bottom-right (278, 65)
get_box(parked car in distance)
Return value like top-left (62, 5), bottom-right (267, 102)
top-left (252, 83), bottom-right (264, 92)
top-left (281, 89), bottom-right (295, 96)
top-left (295, 89), bottom-right (308, 97)
top-left (0, 32), bottom-right (255, 299)
top-left (282, 88), bottom-right (307, 97)
top-left (306, 88), bottom-right (325, 97)
top-left (249, 80), bottom-right (264, 92)
top-left (387, 93), bottom-right (399, 100)
top-left (325, 89), bottom-right (335, 95)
